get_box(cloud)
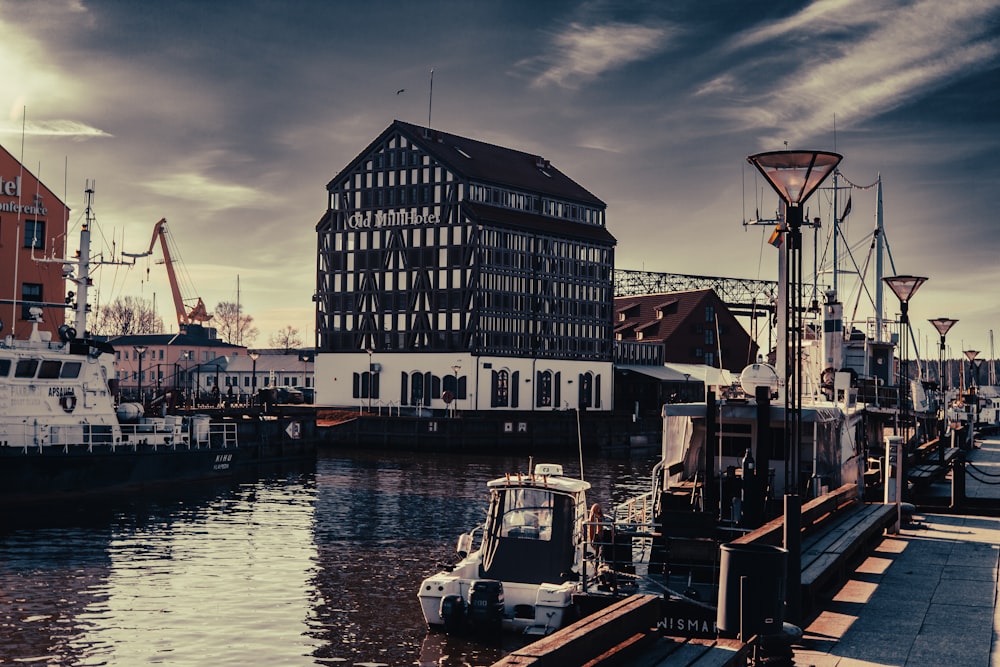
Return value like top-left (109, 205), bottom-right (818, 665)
top-left (715, 0), bottom-right (1000, 146)
top-left (0, 119), bottom-right (112, 139)
top-left (144, 172), bottom-right (264, 211)
top-left (527, 21), bottom-right (674, 89)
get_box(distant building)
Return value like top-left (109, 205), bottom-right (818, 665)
top-left (108, 330), bottom-right (246, 400)
top-left (613, 289), bottom-right (757, 372)
top-left (0, 143), bottom-right (71, 340)
top-left (109, 331), bottom-right (315, 402)
top-left (612, 289), bottom-right (756, 415)
top-left (314, 120), bottom-right (616, 412)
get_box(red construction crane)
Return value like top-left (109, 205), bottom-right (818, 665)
top-left (123, 219), bottom-right (211, 329)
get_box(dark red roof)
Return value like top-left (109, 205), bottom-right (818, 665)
top-left (614, 289), bottom-right (715, 342)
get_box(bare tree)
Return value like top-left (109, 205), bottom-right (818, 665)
top-left (213, 301), bottom-right (259, 346)
top-left (90, 296), bottom-right (164, 336)
top-left (269, 325), bottom-right (303, 351)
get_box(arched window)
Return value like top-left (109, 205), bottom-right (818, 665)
top-left (410, 371), bottom-right (425, 406)
top-left (537, 370), bottom-right (552, 408)
top-left (492, 369), bottom-right (509, 407)
top-left (578, 372), bottom-right (593, 409)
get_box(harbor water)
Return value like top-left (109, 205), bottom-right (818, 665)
top-left (0, 447), bottom-right (657, 666)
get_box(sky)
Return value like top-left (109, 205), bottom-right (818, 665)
top-left (1, 0), bottom-right (999, 362)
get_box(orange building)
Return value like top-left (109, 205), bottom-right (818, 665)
top-left (0, 143), bottom-right (70, 340)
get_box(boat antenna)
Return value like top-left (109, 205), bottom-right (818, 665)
top-left (576, 409), bottom-right (584, 480)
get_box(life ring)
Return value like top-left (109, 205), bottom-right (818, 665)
top-left (587, 503), bottom-right (604, 545)
top-left (59, 391), bottom-right (77, 413)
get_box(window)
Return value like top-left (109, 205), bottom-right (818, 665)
top-left (491, 369), bottom-right (509, 407)
top-left (578, 372), bottom-right (593, 409)
top-left (536, 370), bottom-right (552, 407)
top-left (20, 283), bottom-right (42, 320)
top-left (500, 488), bottom-right (554, 541)
top-left (24, 220), bottom-right (44, 250)
top-left (38, 360), bottom-right (61, 379)
top-left (15, 359), bottom-right (38, 378)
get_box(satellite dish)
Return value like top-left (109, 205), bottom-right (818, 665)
top-left (740, 363), bottom-right (779, 396)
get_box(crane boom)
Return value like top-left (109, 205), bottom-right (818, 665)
top-left (123, 218), bottom-right (211, 328)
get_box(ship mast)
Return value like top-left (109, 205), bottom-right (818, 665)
top-left (72, 183), bottom-right (95, 337)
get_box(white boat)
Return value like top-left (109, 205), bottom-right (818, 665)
top-left (417, 462), bottom-right (620, 636)
top-left (0, 186), bottom-right (313, 503)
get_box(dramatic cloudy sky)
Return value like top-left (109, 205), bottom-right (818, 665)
top-left (2, 0), bottom-right (999, 361)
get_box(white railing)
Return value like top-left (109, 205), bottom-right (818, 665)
top-left (2, 418), bottom-right (238, 453)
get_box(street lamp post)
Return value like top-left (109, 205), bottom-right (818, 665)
top-left (963, 350), bottom-right (980, 447)
top-left (964, 350), bottom-right (981, 390)
top-left (929, 318), bottom-right (958, 458)
top-left (366, 348), bottom-right (374, 411)
top-left (134, 345), bottom-right (148, 408)
top-left (452, 362), bottom-right (462, 418)
top-left (747, 149), bottom-right (841, 625)
top-left (883, 275), bottom-right (928, 445)
top-left (249, 351), bottom-right (260, 407)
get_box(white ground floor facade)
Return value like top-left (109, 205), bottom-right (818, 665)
top-left (314, 353), bottom-right (613, 413)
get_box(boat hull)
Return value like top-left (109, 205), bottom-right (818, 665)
top-left (0, 434), bottom-right (316, 504)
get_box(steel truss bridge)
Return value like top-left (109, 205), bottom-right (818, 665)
top-left (613, 269), bottom-right (778, 318)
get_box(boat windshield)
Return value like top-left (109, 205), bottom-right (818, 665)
top-left (480, 486), bottom-right (576, 584)
top-left (499, 488), bottom-right (554, 541)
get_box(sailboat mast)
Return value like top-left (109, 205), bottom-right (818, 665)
top-left (832, 169), bottom-right (839, 294)
top-left (874, 174), bottom-right (885, 338)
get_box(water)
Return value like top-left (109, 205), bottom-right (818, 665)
top-left (0, 448), bottom-right (657, 667)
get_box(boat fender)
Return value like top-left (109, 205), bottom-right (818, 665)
top-left (456, 532), bottom-right (473, 559)
top-left (439, 594), bottom-right (467, 634)
top-left (59, 391), bottom-right (77, 413)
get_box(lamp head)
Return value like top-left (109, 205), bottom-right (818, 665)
top-left (747, 150), bottom-right (842, 206)
top-left (964, 349), bottom-right (980, 362)
top-left (928, 318), bottom-right (958, 337)
top-left (882, 275), bottom-right (927, 304)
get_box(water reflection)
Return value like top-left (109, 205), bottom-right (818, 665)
top-left (0, 450), bottom-right (656, 666)
top-left (306, 450), bottom-right (655, 666)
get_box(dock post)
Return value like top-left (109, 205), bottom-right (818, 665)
top-left (950, 450), bottom-right (966, 510)
top-left (783, 493), bottom-right (801, 624)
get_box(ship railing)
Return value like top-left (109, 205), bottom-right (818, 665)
top-left (6, 418), bottom-right (237, 453)
top-left (614, 491), bottom-right (656, 525)
top-left (581, 516), bottom-right (659, 596)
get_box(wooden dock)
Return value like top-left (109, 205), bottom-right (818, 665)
top-left (491, 595), bottom-right (750, 667)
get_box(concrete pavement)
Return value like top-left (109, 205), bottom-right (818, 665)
top-left (793, 435), bottom-right (1000, 667)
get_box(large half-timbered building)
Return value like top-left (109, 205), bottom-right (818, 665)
top-left (314, 120), bottom-right (616, 413)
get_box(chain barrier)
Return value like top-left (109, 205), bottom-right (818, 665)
top-left (964, 461), bottom-right (1000, 485)
top-left (966, 461), bottom-right (1000, 477)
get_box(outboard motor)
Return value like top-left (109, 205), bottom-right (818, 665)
top-left (439, 594), bottom-right (467, 634)
top-left (468, 580), bottom-right (504, 634)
